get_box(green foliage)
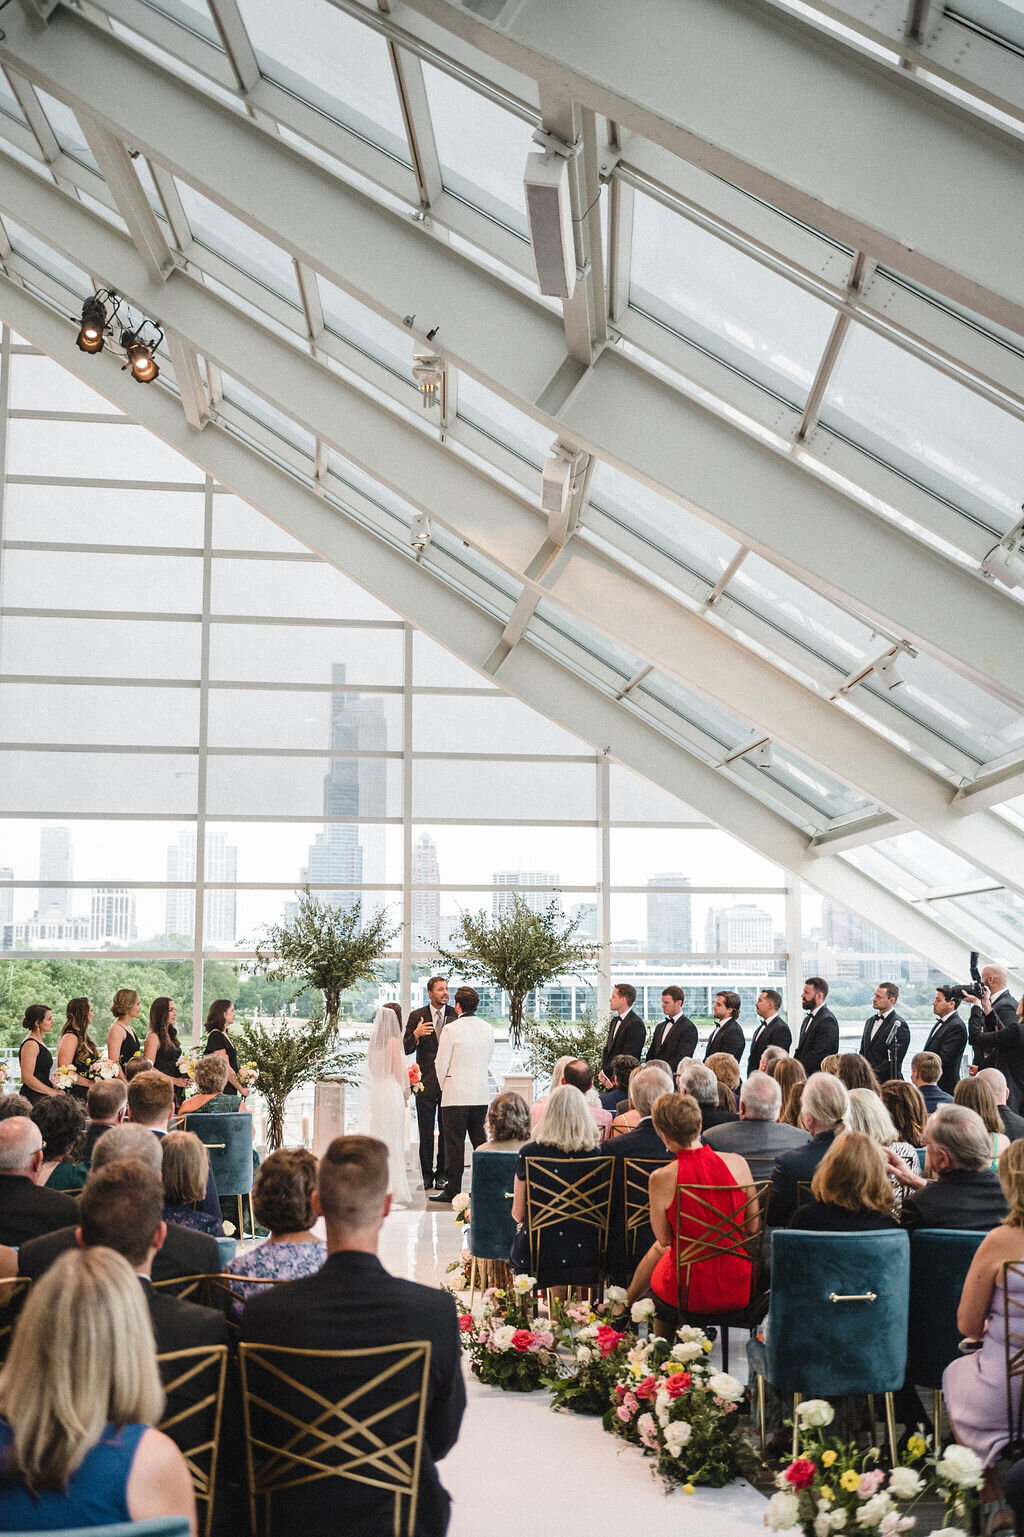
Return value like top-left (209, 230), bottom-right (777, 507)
top-left (234, 1013), bottom-right (364, 1151)
top-left (251, 889), bottom-right (400, 1032)
top-left (522, 1012), bottom-right (606, 1084)
top-left (434, 897), bottom-right (597, 1049)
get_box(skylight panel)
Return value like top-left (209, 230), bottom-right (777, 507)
top-left (588, 461), bottom-right (741, 587)
top-left (421, 63), bottom-right (534, 238)
top-left (173, 180), bottom-right (302, 307)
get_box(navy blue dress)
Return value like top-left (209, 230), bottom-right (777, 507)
top-left (0, 1418), bottom-right (146, 1528)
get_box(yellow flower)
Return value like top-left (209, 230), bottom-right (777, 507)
top-left (906, 1434), bottom-right (927, 1462)
top-left (702, 1341), bottom-right (713, 1353)
top-left (840, 1470), bottom-right (860, 1492)
top-left (821, 1450), bottom-right (837, 1469)
top-left (820, 1487), bottom-right (833, 1501)
top-left (683, 1484), bottom-right (695, 1495)
top-left (631, 1362), bottom-right (645, 1379)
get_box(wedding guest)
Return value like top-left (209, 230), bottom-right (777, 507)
top-left (890, 1105), bottom-right (1009, 1232)
top-left (834, 1054), bottom-right (881, 1094)
top-left (610, 1062), bottom-right (673, 1138)
top-left (978, 1068), bottom-right (1024, 1143)
top-left (0, 1095), bottom-right (31, 1122)
top-left (132, 1071), bottom-right (221, 1224)
top-left (203, 999), bottom-right (248, 1098)
top-left (510, 1086), bottom-right (602, 1286)
top-left (478, 1091), bottom-right (531, 1154)
top-left (677, 1059), bottom-right (737, 1131)
top-left (562, 1059), bottom-right (612, 1142)
top-left (706, 1051), bottom-right (741, 1111)
top-left (845, 1087), bottom-right (917, 1213)
top-left (769, 1073), bottom-right (849, 1226)
top-left (82, 1079), bottom-right (128, 1164)
top-left (787, 1132), bottom-right (898, 1232)
top-left (161, 1132), bottom-right (224, 1236)
top-left (125, 1056), bottom-right (155, 1081)
top-left (144, 997), bottom-right (187, 1099)
top-left (0, 1247), bottom-right (196, 1533)
top-left (881, 1078), bottom-right (927, 1150)
top-left (0, 1116), bottom-right (80, 1245)
top-left (31, 1094), bottom-right (89, 1192)
top-left (106, 989), bottom-right (143, 1074)
top-left (758, 1044), bottom-right (789, 1075)
top-left (599, 1055), bottom-right (639, 1114)
top-left (57, 997), bottom-right (99, 1100)
top-left (180, 1054), bottom-right (244, 1116)
top-left (771, 1057), bottom-right (807, 1130)
top-left (955, 1076), bottom-right (1009, 1167)
top-left (605, 1067), bottom-right (674, 1284)
top-left (910, 1051), bottom-right (954, 1112)
top-left (531, 1055), bottom-right (574, 1127)
top-left (18, 1004), bottom-right (58, 1105)
top-left (222, 1149), bottom-right (327, 1316)
top-left (702, 1071), bottom-right (809, 1169)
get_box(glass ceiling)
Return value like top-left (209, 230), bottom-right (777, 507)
top-left (0, 0), bottom-right (1023, 970)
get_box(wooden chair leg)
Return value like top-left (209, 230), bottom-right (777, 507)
top-left (757, 1374), bottom-right (766, 1448)
top-left (468, 1256), bottom-right (478, 1310)
top-left (885, 1392), bottom-right (898, 1466)
top-left (793, 1392), bottom-right (801, 1460)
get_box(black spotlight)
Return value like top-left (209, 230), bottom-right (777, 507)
top-left (75, 294), bottom-right (107, 354)
top-left (122, 330), bottom-right (159, 383)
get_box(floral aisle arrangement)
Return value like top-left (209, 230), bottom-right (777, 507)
top-left (451, 1193), bottom-right (470, 1228)
top-left (543, 1286), bottom-right (652, 1415)
top-left (763, 1399), bottom-right (982, 1537)
top-left (456, 1276), bottom-right (557, 1391)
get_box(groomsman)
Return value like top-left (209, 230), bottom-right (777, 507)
top-left (793, 977), bottom-right (839, 1076)
top-left (403, 976), bottom-right (456, 1191)
top-left (922, 986), bottom-right (968, 1096)
top-left (858, 982), bottom-right (910, 1083)
top-left (746, 988), bottom-right (791, 1076)
top-left (646, 987), bottom-right (697, 1078)
top-left (600, 985), bottom-right (646, 1083)
top-left (703, 991), bottom-right (745, 1065)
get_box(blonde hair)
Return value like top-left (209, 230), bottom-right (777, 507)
top-left (0, 1247), bottom-right (163, 1490)
top-left (954, 1076), bottom-right (1002, 1135)
top-left (111, 988), bottom-right (140, 1020)
top-left (705, 1052), bottom-right (740, 1092)
top-left (161, 1130), bottom-right (209, 1205)
top-left (651, 1091), bottom-right (702, 1147)
top-left (999, 1140), bottom-right (1024, 1229)
top-left (845, 1087), bottom-right (900, 1146)
top-left (193, 1054), bottom-right (229, 1095)
top-left (534, 1085), bottom-right (599, 1154)
top-left (820, 1054), bottom-right (841, 1076)
top-left (811, 1131), bottom-right (894, 1215)
top-left (773, 1056), bottom-right (808, 1128)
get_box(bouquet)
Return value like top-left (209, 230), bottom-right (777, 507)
top-left (89, 1057), bottom-right (121, 1081)
top-left (408, 1064), bottom-right (424, 1095)
top-left (764, 1399), bottom-right (983, 1537)
top-left (51, 1063), bottom-right (79, 1092)
top-left (0, 1063), bottom-right (10, 1087)
top-left (443, 1259), bottom-right (469, 1294)
top-left (458, 1276), bottom-right (557, 1391)
top-left (605, 1325), bottom-right (751, 1490)
top-left (179, 1049), bottom-right (201, 1079)
top-left (237, 1062), bottom-right (260, 1090)
top-left (451, 1193), bottom-right (471, 1227)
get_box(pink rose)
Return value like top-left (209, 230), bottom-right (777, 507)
top-left (665, 1372), bottom-right (691, 1397)
top-left (639, 1418), bottom-right (659, 1450)
top-left (858, 1471), bottom-right (885, 1496)
top-left (533, 1330), bottom-right (554, 1349)
top-left (784, 1458), bottom-right (817, 1490)
top-left (458, 1314), bottom-right (474, 1332)
top-left (511, 1329), bottom-right (533, 1353)
top-left (596, 1325), bottom-right (621, 1357)
top-left (623, 1392), bottom-right (639, 1415)
top-left (616, 1405), bottom-right (631, 1422)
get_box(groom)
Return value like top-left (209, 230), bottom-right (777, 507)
top-left (404, 977), bottom-right (456, 1191)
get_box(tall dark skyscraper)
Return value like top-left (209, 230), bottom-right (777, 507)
top-left (647, 874), bottom-right (692, 953)
top-left (302, 664), bottom-right (387, 920)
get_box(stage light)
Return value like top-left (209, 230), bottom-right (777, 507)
top-left (122, 331), bottom-right (159, 383)
top-left (75, 295), bottom-right (107, 354)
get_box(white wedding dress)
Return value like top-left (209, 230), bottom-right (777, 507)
top-left (362, 1036), bottom-right (412, 1206)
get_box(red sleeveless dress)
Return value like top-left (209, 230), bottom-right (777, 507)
top-left (650, 1144), bottom-right (753, 1312)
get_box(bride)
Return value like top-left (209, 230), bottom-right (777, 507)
top-left (359, 1005), bottom-right (412, 1205)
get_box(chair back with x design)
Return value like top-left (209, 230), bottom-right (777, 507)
top-left (156, 1344), bottom-right (228, 1537)
top-left (622, 1158), bottom-right (667, 1274)
top-left (523, 1155), bottom-right (614, 1285)
top-left (0, 1277), bottom-right (31, 1365)
top-left (239, 1340), bottom-right (432, 1537)
top-left (205, 1273), bottom-right (286, 1327)
top-left (151, 1273), bottom-right (211, 1304)
top-left (1002, 1260), bottom-right (1024, 1457)
top-left (672, 1180), bottom-right (769, 1312)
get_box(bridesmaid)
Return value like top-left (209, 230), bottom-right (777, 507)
top-left (106, 989), bottom-right (143, 1077)
top-left (144, 997), bottom-right (188, 1106)
top-left (19, 1004), bottom-right (59, 1105)
top-left (56, 997), bottom-right (100, 1102)
top-left (203, 999), bottom-right (248, 1099)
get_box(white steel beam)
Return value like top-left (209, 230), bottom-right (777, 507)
top-left (0, 7), bottom-right (1021, 708)
top-left (78, 115), bottom-right (174, 284)
top-left (0, 269), bottom-right (979, 980)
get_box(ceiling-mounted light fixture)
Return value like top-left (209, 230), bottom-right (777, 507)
top-left (981, 512), bottom-right (1024, 590)
top-left (72, 290), bottom-right (162, 382)
top-left (75, 293), bottom-right (109, 354)
top-left (412, 349), bottom-right (444, 409)
top-left (122, 330), bottom-right (160, 383)
top-left (874, 653), bottom-right (904, 690)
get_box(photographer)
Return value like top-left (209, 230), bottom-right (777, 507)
top-left (922, 985), bottom-right (968, 1095)
top-left (965, 965), bottom-right (1024, 1111)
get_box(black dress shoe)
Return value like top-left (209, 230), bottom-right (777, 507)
top-left (428, 1189), bottom-right (453, 1203)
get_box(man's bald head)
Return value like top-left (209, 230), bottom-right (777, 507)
top-left (978, 1067), bottom-right (1010, 1106)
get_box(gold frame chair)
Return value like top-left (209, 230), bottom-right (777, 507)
top-left (0, 1277), bottom-right (31, 1364)
top-left (622, 1157), bottom-right (669, 1276)
top-left (205, 1272), bottom-right (285, 1326)
top-left (1004, 1259), bottom-right (1024, 1456)
top-left (523, 1155), bottom-right (614, 1289)
top-left (157, 1343), bottom-right (228, 1537)
top-left (239, 1340), bottom-right (432, 1537)
top-left (671, 1180), bottom-right (769, 1307)
top-left (175, 1116), bottom-right (256, 1240)
top-left (152, 1273), bottom-right (212, 1304)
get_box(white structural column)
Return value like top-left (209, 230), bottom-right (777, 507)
top-left (0, 272), bottom-right (980, 980)
top-left (0, 9), bottom-right (1021, 710)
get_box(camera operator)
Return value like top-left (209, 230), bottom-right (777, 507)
top-left (922, 986), bottom-right (968, 1096)
top-left (965, 964), bottom-right (1024, 1111)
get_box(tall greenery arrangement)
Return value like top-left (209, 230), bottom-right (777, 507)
top-left (522, 1012), bottom-right (606, 1084)
top-left (252, 889), bottom-right (400, 1032)
top-left (234, 1013), bottom-right (364, 1152)
top-left (434, 896), bottom-right (597, 1049)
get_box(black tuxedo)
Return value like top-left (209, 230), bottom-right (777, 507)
top-left (645, 1013), bottom-right (697, 1076)
top-left (969, 994), bottom-right (1024, 1107)
top-left (18, 1218), bottom-right (221, 1285)
top-left (601, 1010), bottom-right (646, 1075)
top-left (0, 1175), bottom-right (79, 1247)
top-left (793, 1006), bottom-right (839, 1076)
top-left (746, 1016), bottom-right (791, 1076)
top-left (702, 1018), bottom-right (744, 1066)
top-left (922, 1012), bottom-right (967, 1095)
top-left (858, 1010), bottom-right (911, 1083)
top-left (404, 1003), bottom-right (457, 1187)
top-left (241, 1250), bottom-right (464, 1537)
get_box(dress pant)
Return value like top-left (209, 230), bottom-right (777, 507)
top-left (440, 1104), bottom-right (488, 1199)
top-left (415, 1089), bottom-right (445, 1187)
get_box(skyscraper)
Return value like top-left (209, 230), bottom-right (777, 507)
top-left (302, 664), bottom-right (387, 919)
top-left (38, 826), bottom-right (72, 917)
top-left (646, 874), bottom-right (692, 953)
top-left (411, 832), bottom-right (441, 949)
top-left (492, 871), bottom-right (559, 916)
top-left (706, 902), bottom-right (773, 953)
top-left (165, 832), bottom-right (238, 943)
top-left (570, 902), bottom-right (598, 939)
top-left (90, 888), bottom-right (137, 944)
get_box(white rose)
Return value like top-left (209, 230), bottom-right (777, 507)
top-left (576, 1345), bottom-right (592, 1364)
top-left (765, 1492), bottom-right (801, 1531)
top-left (706, 1372), bottom-right (744, 1403)
top-left (631, 1298), bottom-right (656, 1322)
top-left (671, 1341), bottom-right (704, 1362)
top-left (815, 1515), bottom-right (833, 1537)
top-left (937, 1447), bottom-right (984, 1489)
top-left (886, 1468), bottom-right (922, 1500)
top-left (606, 1285), bottom-right (629, 1304)
top-left (830, 1512), bottom-right (848, 1531)
top-left (676, 1325), bottom-right (706, 1344)
top-left (452, 1193), bottom-right (471, 1212)
top-left (513, 1273), bottom-right (536, 1292)
top-left (795, 1399), bottom-right (835, 1429)
top-left (664, 1419), bottom-right (692, 1457)
top-left (627, 1343), bottom-right (652, 1366)
top-left (879, 1515), bottom-right (914, 1537)
top-left (491, 1325), bottom-right (516, 1352)
top-left (855, 1494), bottom-right (893, 1528)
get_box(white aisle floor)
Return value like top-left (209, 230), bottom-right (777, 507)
top-left (377, 1197), bottom-right (768, 1537)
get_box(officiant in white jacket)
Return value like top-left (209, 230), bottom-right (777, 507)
top-left (428, 985), bottom-right (494, 1205)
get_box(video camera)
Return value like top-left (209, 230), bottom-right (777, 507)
top-left (948, 951), bottom-right (984, 1003)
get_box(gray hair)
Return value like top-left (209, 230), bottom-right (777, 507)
top-left (977, 1067), bottom-right (1009, 1106)
top-left (534, 1085), bottom-right (599, 1154)
top-left (630, 1064), bottom-right (674, 1118)
top-left (927, 1104), bottom-right (990, 1172)
top-left (0, 1115), bottom-right (42, 1172)
top-left (90, 1124), bottom-right (163, 1178)
top-left (801, 1072), bottom-right (849, 1132)
top-left (740, 1072), bottom-right (782, 1122)
top-left (676, 1059), bottom-right (718, 1107)
top-left (759, 1045), bottom-right (788, 1071)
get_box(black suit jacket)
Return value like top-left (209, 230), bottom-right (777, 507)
top-left (645, 1014), bottom-right (697, 1076)
top-left (769, 1129), bottom-right (837, 1227)
top-left (1000, 1103), bottom-right (1024, 1142)
top-left (746, 1016), bottom-right (791, 1076)
top-left (601, 1011), bottom-right (646, 1075)
top-left (900, 1169), bottom-right (1008, 1233)
top-left (18, 1218), bottom-right (221, 1284)
top-left (605, 1118), bottom-right (672, 1285)
top-left (0, 1175), bottom-right (79, 1247)
top-left (241, 1250), bottom-right (464, 1537)
top-left (858, 1011), bottom-right (911, 1083)
top-left (702, 1019), bottom-right (745, 1066)
top-left (143, 1280), bottom-right (242, 1487)
top-left (793, 1007), bottom-right (840, 1077)
top-left (922, 1013), bottom-right (968, 1095)
top-left (969, 994), bottom-right (1024, 1107)
top-left (403, 1005), bottom-right (457, 1098)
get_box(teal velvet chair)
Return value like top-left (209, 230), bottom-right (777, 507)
top-left (907, 1228), bottom-right (985, 1435)
top-left (467, 1150), bottom-right (518, 1301)
top-left (177, 1113), bottom-right (255, 1238)
top-left (215, 1235), bottom-right (238, 1268)
top-left (748, 1228), bottom-right (911, 1459)
top-left (5, 1522), bottom-right (191, 1536)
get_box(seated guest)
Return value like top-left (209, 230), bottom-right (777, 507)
top-left (124, 1055), bottom-right (155, 1082)
top-left (628, 1092), bottom-right (756, 1325)
top-left (0, 1247), bottom-right (196, 1533)
top-left (845, 1087), bottom-right (917, 1214)
top-left (18, 1126), bottom-right (221, 1285)
top-left (703, 1071), bottom-right (810, 1172)
top-left (599, 1055), bottom-right (638, 1114)
top-left (477, 1091), bottom-right (531, 1153)
top-left (978, 1068), bottom-right (1024, 1143)
top-left (605, 1067), bottom-right (674, 1165)
top-left (223, 1149), bottom-right (326, 1316)
top-left (769, 1074), bottom-right (849, 1227)
top-left (82, 1078), bottom-right (128, 1162)
top-left (0, 1095), bottom-right (31, 1122)
top-left (955, 1076), bottom-right (1010, 1167)
top-left (31, 1094), bottom-right (89, 1191)
top-left (562, 1059), bottom-right (613, 1142)
top-left (178, 1053), bottom-right (243, 1115)
top-left (910, 1051), bottom-right (954, 1112)
top-left (820, 1054), bottom-right (841, 1077)
top-left (881, 1078), bottom-right (928, 1151)
top-left (758, 1044), bottom-right (789, 1075)
top-left (677, 1059), bottom-right (738, 1131)
top-left (610, 1062), bottom-right (673, 1138)
top-left (706, 1051), bottom-right (741, 1113)
top-left (510, 1086), bottom-right (602, 1286)
top-left (891, 1105), bottom-right (1009, 1232)
top-left (834, 1054), bottom-right (881, 1095)
top-left (771, 1057), bottom-right (807, 1129)
top-left (131, 1071), bottom-right (221, 1224)
top-left (788, 1131), bottom-right (898, 1232)
top-left (161, 1132), bottom-right (224, 1236)
top-left (530, 1055), bottom-right (574, 1127)
top-left (943, 1141), bottom-right (1024, 1515)
top-left (241, 1136), bottom-right (465, 1536)
top-left (0, 1117), bottom-right (79, 1245)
